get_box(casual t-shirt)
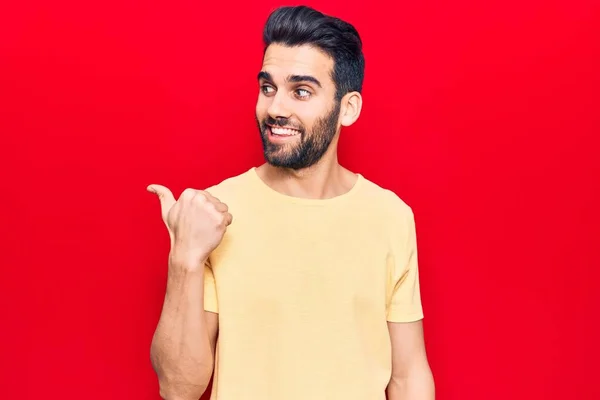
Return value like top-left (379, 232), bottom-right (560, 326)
top-left (203, 167), bottom-right (424, 400)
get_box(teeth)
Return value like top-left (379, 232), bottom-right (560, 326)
top-left (271, 127), bottom-right (299, 136)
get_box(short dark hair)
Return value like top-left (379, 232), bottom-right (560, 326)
top-left (262, 5), bottom-right (365, 101)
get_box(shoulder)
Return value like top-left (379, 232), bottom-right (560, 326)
top-left (356, 175), bottom-right (417, 245)
top-left (359, 175), bottom-right (415, 221)
top-left (202, 168), bottom-right (255, 201)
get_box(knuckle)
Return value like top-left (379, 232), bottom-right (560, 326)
top-left (216, 212), bottom-right (226, 225)
top-left (181, 188), bottom-right (196, 199)
top-left (193, 193), bottom-right (208, 205)
top-left (209, 201), bottom-right (222, 213)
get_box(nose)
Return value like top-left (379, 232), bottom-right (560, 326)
top-left (267, 92), bottom-right (292, 120)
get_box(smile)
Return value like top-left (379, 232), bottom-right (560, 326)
top-left (269, 126), bottom-right (301, 137)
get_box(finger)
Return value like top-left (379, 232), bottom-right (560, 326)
top-left (214, 202), bottom-right (229, 213)
top-left (147, 184), bottom-right (176, 220)
top-left (224, 212), bottom-right (233, 226)
top-left (202, 190), bottom-right (221, 204)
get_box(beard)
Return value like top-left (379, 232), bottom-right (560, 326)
top-left (256, 101), bottom-right (341, 170)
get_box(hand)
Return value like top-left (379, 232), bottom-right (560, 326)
top-left (147, 184), bottom-right (233, 269)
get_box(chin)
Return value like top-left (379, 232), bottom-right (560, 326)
top-left (265, 155), bottom-right (314, 170)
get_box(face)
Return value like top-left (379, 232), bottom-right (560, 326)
top-left (256, 43), bottom-right (341, 170)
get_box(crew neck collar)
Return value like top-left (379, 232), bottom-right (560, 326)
top-left (247, 167), bottom-right (363, 206)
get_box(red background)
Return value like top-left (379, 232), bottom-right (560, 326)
top-left (1, 0), bottom-right (599, 399)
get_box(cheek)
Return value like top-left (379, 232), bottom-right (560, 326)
top-left (295, 108), bottom-right (321, 130)
top-left (255, 97), bottom-right (270, 118)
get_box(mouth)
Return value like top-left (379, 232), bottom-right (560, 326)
top-left (267, 125), bottom-right (301, 141)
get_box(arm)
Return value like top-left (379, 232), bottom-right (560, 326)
top-left (146, 184), bottom-right (231, 400)
top-left (384, 198), bottom-right (433, 398)
top-left (150, 256), bottom-right (219, 400)
top-left (386, 320), bottom-right (435, 400)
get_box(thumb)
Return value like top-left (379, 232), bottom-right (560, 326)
top-left (147, 184), bottom-right (176, 220)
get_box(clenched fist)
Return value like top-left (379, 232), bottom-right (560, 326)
top-left (147, 184), bottom-right (232, 269)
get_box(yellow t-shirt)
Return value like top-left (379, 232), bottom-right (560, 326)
top-left (203, 167), bottom-right (423, 400)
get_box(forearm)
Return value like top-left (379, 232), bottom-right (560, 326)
top-left (386, 365), bottom-right (435, 400)
top-left (150, 256), bottom-right (213, 400)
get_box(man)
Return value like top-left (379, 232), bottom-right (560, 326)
top-left (147, 5), bottom-right (435, 400)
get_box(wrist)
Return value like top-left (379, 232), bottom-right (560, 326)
top-left (168, 250), bottom-right (208, 272)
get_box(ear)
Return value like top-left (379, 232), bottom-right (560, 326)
top-left (340, 91), bottom-right (363, 127)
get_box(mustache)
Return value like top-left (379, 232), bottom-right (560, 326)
top-left (264, 116), bottom-right (303, 131)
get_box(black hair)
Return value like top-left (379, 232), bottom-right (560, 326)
top-left (262, 5), bottom-right (365, 101)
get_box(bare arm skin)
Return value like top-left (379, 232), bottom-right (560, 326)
top-left (386, 320), bottom-right (435, 400)
top-left (146, 185), bottom-right (231, 400)
top-left (150, 257), bottom-right (219, 400)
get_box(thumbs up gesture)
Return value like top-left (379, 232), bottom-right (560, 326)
top-left (147, 184), bottom-right (233, 270)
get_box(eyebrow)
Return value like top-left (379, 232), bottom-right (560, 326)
top-left (257, 71), bottom-right (322, 88)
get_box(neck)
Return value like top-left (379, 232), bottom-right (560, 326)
top-left (256, 152), bottom-right (357, 200)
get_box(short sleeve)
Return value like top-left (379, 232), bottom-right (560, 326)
top-left (203, 259), bottom-right (219, 313)
top-left (386, 208), bottom-right (424, 323)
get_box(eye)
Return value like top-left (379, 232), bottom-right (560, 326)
top-left (261, 85), bottom-right (275, 95)
top-left (295, 88), bottom-right (311, 99)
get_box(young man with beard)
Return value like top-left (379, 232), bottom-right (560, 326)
top-left (147, 5), bottom-right (435, 400)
